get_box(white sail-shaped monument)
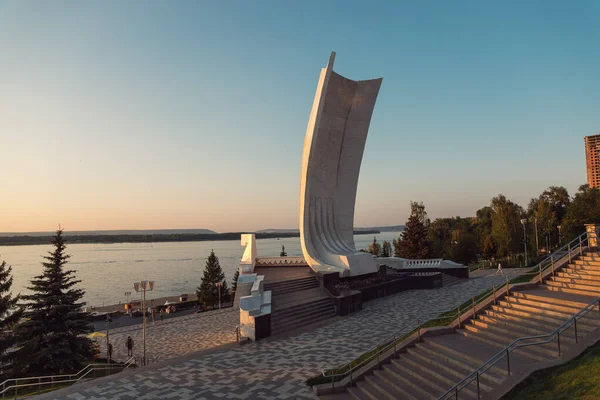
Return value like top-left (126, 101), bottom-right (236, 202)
top-left (299, 52), bottom-right (383, 277)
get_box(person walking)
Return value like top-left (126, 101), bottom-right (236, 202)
top-left (151, 308), bottom-right (156, 325)
top-left (495, 262), bottom-right (504, 275)
top-left (126, 335), bottom-right (134, 357)
top-left (159, 308), bottom-right (164, 323)
top-left (108, 342), bottom-right (113, 361)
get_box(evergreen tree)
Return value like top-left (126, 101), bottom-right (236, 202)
top-left (397, 202), bottom-right (430, 259)
top-left (381, 241), bottom-right (392, 258)
top-left (280, 245), bottom-right (287, 257)
top-left (196, 250), bottom-right (230, 307)
top-left (13, 229), bottom-right (94, 376)
top-left (368, 237), bottom-right (381, 256)
top-left (231, 269), bottom-right (240, 297)
top-left (0, 260), bottom-right (23, 378)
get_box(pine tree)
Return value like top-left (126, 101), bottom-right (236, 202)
top-left (196, 250), bottom-right (230, 307)
top-left (231, 269), bottom-right (240, 297)
top-left (0, 260), bottom-right (23, 379)
top-left (368, 237), bottom-right (381, 256)
top-left (13, 229), bottom-right (94, 376)
top-left (397, 202), bottom-right (430, 259)
top-left (381, 241), bottom-right (392, 258)
top-left (280, 245), bottom-right (287, 257)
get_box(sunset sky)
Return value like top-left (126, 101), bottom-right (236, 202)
top-left (1, 1), bottom-right (599, 233)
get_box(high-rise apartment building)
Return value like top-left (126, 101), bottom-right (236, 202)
top-left (585, 134), bottom-right (600, 188)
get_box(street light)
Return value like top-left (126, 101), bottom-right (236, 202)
top-left (133, 280), bottom-right (155, 366)
top-left (534, 218), bottom-right (539, 255)
top-left (215, 282), bottom-right (222, 309)
top-left (521, 219), bottom-right (528, 266)
top-left (105, 314), bottom-right (112, 364)
top-left (557, 225), bottom-right (562, 246)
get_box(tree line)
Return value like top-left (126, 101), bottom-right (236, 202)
top-left (367, 185), bottom-right (600, 266)
top-left (0, 229), bottom-right (241, 381)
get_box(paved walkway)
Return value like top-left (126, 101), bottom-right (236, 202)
top-left (41, 274), bottom-right (513, 400)
top-left (98, 308), bottom-right (238, 363)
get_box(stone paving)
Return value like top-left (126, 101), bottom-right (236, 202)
top-left (42, 273), bottom-right (521, 400)
top-left (97, 308), bottom-right (238, 363)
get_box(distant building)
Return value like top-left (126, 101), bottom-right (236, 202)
top-left (585, 134), bottom-right (600, 188)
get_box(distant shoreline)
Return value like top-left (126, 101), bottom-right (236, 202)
top-left (0, 230), bottom-right (382, 246)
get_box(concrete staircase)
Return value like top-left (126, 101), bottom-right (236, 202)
top-left (271, 297), bottom-right (336, 335)
top-left (264, 275), bottom-right (335, 336)
top-left (441, 273), bottom-right (462, 287)
top-left (544, 253), bottom-right (600, 297)
top-left (332, 252), bottom-right (600, 400)
top-left (264, 276), bottom-right (319, 296)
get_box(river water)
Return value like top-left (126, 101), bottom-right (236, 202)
top-left (0, 232), bottom-right (400, 307)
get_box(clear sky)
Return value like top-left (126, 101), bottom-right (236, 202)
top-left (1, 1), bottom-right (599, 233)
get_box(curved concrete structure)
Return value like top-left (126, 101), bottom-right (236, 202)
top-left (299, 52), bottom-right (382, 277)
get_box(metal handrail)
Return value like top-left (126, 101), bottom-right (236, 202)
top-left (321, 277), bottom-right (512, 382)
top-left (0, 356), bottom-right (135, 398)
top-left (438, 231), bottom-right (591, 399)
top-left (321, 231), bottom-right (589, 386)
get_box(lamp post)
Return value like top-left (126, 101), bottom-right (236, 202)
top-left (534, 218), bottom-right (539, 255)
top-left (133, 280), bottom-right (155, 366)
top-left (215, 282), bottom-right (222, 310)
top-left (557, 225), bottom-right (562, 246)
top-left (521, 219), bottom-right (528, 266)
top-left (105, 314), bottom-right (112, 364)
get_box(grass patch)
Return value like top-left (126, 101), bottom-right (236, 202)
top-left (502, 341), bottom-right (600, 400)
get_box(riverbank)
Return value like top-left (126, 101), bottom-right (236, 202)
top-left (90, 293), bottom-right (200, 313)
top-left (0, 230), bottom-right (380, 246)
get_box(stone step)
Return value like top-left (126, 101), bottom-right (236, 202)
top-left (477, 314), bottom-right (577, 345)
top-left (354, 380), bottom-right (384, 400)
top-left (489, 304), bottom-right (594, 331)
top-left (404, 348), bottom-right (492, 394)
top-left (496, 300), bottom-right (589, 322)
top-left (271, 306), bottom-right (335, 335)
top-left (456, 329), bottom-right (547, 362)
top-left (543, 284), bottom-right (600, 298)
top-left (563, 266), bottom-right (600, 276)
top-left (380, 363), bottom-right (434, 399)
top-left (551, 275), bottom-right (600, 287)
top-left (266, 280), bottom-right (319, 295)
top-left (545, 280), bottom-right (600, 294)
top-left (571, 261), bottom-right (600, 269)
top-left (348, 385), bottom-right (372, 400)
top-left (556, 271), bottom-right (600, 281)
top-left (372, 368), bottom-right (424, 400)
top-left (364, 374), bottom-right (412, 400)
top-left (390, 358), bottom-right (446, 397)
top-left (506, 295), bottom-right (594, 316)
top-left (271, 298), bottom-right (332, 320)
top-left (271, 306), bottom-right (334, 329)
top-left (510, 290), bottom-right (592, 309)
top-left (462, 324), bottom-right (556, 360)
top-left (415, 341), bottom-right (503, 385)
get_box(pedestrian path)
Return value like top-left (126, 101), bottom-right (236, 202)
top-left (41, 274), bottom-right (511, 400)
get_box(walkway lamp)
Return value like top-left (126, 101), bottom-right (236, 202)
top-left (557, 225), bottom-right (562, 246)
top-left (133, 280), bottom-right (155, 366)
top-left (215, 282), bottom-right (222, 310)
top-left (521, 219), bottom-right (528, 266)
top-left (105, 314), bottom-right (112, 365)
top-left (534, 218), bottom-right (539, 254)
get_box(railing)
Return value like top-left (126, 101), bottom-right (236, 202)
top-left (321, 231), bottom-right (590, 389)
top-left (438, 231), bottom-right (591, 399)
top-left (438, 295), bottom-right (600, 399)
top-left (321, 278), bottom-right (512, 386)
top-left (0, 357), bottom-right (135, 399)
